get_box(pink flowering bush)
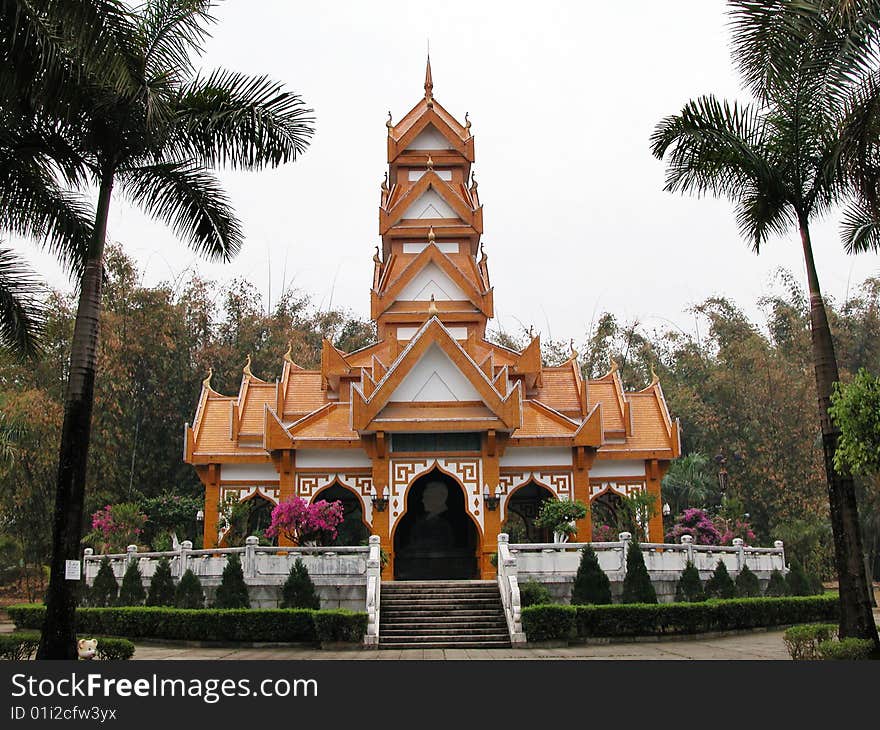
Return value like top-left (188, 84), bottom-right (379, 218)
top-left (265, 496), bottom-right (345, 545)
top-left (591, 523), bottom-right (617, 542)
top-left (87, 503), bottom-right (147, 553)
top-left (665, 508), bottom-right (721, 545)
top-left (720, 518), bottom-right (757, 546)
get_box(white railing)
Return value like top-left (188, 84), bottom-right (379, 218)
top-left (83, 536), bottom-right (376, 616)
top-left (496, 534), bottom-right (526, 644)
top-left (365, 536), bottom-right (382, 647)
top-left (507, 532), bottom-right (785, 580)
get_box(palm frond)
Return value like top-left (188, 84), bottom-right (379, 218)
top-left (118, 160), bottom-right (242, 261)
top-left (735, 188), bottom-right (797, 252)
top-left (840, 197), bottom-right (880, 251)
top-left (136, 0), bottom-right (214, 88)
top-left (172, 69), bottom-right (315, 169)
top-left (0, 244), bottom-right (45, 358)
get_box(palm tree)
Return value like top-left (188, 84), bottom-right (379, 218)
top-left (651, 0), bottom-right (879, 647)
top-left (26, 1), bottom-right (313, 658)
top-left (0, 245), bottom-right (44, 356)
top-left (661, 452), bottom-right (715, 517)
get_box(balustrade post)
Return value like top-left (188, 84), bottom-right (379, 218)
top-left (618, 532), bottom-right (632, 572)
top-left (680, 534), bottom-right (694, 566)
top-left (774, 540), bottom-right (785, 571)
top-left (179, 540), bottom-right (192, 578)
top-left (126, 544), bottom-right (138, 566)
top-left (732, 537), bottom-right (744, 572)
top-left (83, 548), bottom-right (93, 582)
top-left (245, 536), bottom-right (259, 578)
top-left (365, 536), bottom-right (381, 646)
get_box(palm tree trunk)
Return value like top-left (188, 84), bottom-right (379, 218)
top-left (799, 216), bottom-right (879, 647)
top-left (37, 171), bottom-right (114, 659)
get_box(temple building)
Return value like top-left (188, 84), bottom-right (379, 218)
top-left (184, 60), bottom-right (681, 580)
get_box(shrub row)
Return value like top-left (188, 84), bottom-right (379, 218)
top-left (0, 632), bottom-right (134, 660)
top-left (521, 594), bottom-right (839, 642)
top-left (7, 605), bottom-right (367, 644)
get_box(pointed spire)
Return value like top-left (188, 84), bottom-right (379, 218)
top-left (243, 354), bottom-right (253, 378)
top-left (424, 52), bottom-right (433, 100)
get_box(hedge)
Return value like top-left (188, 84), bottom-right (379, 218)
top-left (7, 605), bottom-right (367, 644)
top-left (783, 623), bottom-right (837, 660)
top-left (522, 594), bottom-right (839, 642)
top-left (0, 632), bottom-right (134, 660)
top-left (313, 610), bottom-right (369, 643)
top-left (818, 637), bottom-right (877, 660)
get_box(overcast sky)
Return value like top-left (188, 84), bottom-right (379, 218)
top-left (15, 0), bottom-right (880, 347)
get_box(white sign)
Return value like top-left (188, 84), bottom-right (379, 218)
top-left (64, 560), bottom-right (81, 580)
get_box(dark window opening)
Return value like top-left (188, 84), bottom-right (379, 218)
top-left (391, 432), bottom-right (481, 453)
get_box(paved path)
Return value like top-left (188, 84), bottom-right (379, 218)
top-left (130, 629), bottom-right (791, 660)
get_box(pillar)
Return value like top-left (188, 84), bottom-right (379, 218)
top-left (276, 449), bottom-right (295, 547)
top-left (572, 446), bottom-right (595, 541)
top-left (481, 443), bottom-right (501, 578)
top-left (370, 440), bottom-right (392, 579)
top-left (201, 463), bottom-right (220, 549)
top-left (646, 459), bottom-right (664, 543)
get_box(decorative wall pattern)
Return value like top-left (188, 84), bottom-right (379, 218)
top-left (589, 478), bottom-right (647, 500)
top-left (497, 469), bottom-right (574, 521)
top-left (294, 472), bottom-right (374, 524)
top-left (388, 457), bottom-right (484, 534)
top-left (219, 484), bottom-right (280, 505)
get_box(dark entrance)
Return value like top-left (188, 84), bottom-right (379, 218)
top-left (393, 469), bottom-right (479, 580)
top-left (315, 484), bottom-right (369, 546)
top-left (504, 482), bottom-right (554, 543)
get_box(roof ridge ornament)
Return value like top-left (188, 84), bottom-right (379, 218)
top-left (426, 154), bottom-right (434, 171)
top-left (465, 112), bottom-right (471, 135)
top-left (284, 342), bottom-right (293, 364)
top-left (386, 110), bottom-right (393, 136)
top-left (202, 367), bottom-right (213, 390)
top-left (373, 245), bottom-right (381, 264)
top-left (243, 354), bottom-right (253, 378)
top-left (428, 294), bottom-right (439, 315)
top-left (570, 339), bottom-right (579, 360)
top-left (479, 241), bottom-right (487, 264)
top-left (424, 51), bottom-right (434, 104)
top-left (470, 170), bottom-right (478, 191)
top-left (428, 226), bottom-right (435, 243)
top-left (381, 171), bottom-right (389, 193)
top-left (610, 356), bottom-right (619, 373)
top-left (649, 362), bottom-right (659, 386)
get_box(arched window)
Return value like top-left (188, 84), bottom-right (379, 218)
top-left (504, 482), bottom-right (555, 543)
top-left (314, 484), bottom-right (368, 546)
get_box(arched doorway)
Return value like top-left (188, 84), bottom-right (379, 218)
top-left (313, 484), bottom-right (369, 546)
top-left (246, 495), bottom-right (276, 546)
top-left (591, 490), bottom-right (624, 541)
top-left (504, 482), bottom-right (555, 543)
top-left (393, 468), bottom-right (479, 580)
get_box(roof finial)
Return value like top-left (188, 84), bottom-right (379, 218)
top-left (428, 226), bottom-right (435, 244)
top-left (465, 112), bottom-right (471, 134)
top-left (373, 245), bottom-right (381, 264)
top-left (424, 48), bottom-right (433, 100)
top-left (479, 241), bottom-right (487, 263)
top-left (610, 356), bottom-right (619, 373)
top-left (243, 354), bottom-right (253, 378)
top-left (470, 170), bottom-right (478, 191)
top-left (649, 361), bottom-right (659, 385)
top-left (428, 294), bottom-right (439, 315)
top-left (570, 339), bottom-right (578, 359)
top-left (426, 154), bottom-right (434, 171)
top-left (283, 342), bottom-right (293, 364)
top-left (202, 367), bottom-right (213, 389)
top-left (528, 324), bottom-right (535, 339)
top-left (381, 171), bottom-right (389, 193)
top-left (386, 110), bottom-right (393, 135)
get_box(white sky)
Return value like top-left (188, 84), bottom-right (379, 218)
top-left (15, 0), bottom-right (880, 344)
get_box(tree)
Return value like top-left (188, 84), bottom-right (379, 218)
top-left (118, 561), bottom-right (145, 606)
top-left (175, 569), bottom-right (204, 609)
top-left (650, 0), bottom-right (879, 647)
top-left (675, 561), bottom-right (705, 602)
top-left (37, 1), bottom-right (313, 658)
top-left (534, 499), bottom-right (588, 543)
top-left (264, 497), bottom-right (344, 546)
top-left (735, 564), bottom-right (761, 598)
top-left (661, 452), bottom-right (715, 516)
top-left (830, 369), bottom-right (880, 476)
top-left (621, 541), bottom-right (657, 604)
top-left (765, 569), bottom-right (789, 597)
top-left (214, 553), bottom-right (249, 609)
top-left (0, 247), bottom-right (44, 358)
top-left (146, 557), bottom-right (175, 607)
top-left (704, 560), bottom-right (737, 600)
top-left (280, 558), bottom-right (320, 610)
top-left (89, 557), bottom-right (118, 607)
top-left (570, 546), bottom-right (612, 605)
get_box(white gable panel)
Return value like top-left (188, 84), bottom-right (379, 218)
top-left (408, 169), bottom-right (453, 182)
top-left (406, 125), bottom-right (453, 150)
top-left (390, 344), bottom-right (482, 402)
top-left (399, 262), bottom-right (467, 301)
top-left (403, 188), bottom-right (457, 219)
top-left (403, 241), bottom-right (459, 254)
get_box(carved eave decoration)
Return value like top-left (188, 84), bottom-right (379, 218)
top-left (380, 170), bottom-right (482, 235)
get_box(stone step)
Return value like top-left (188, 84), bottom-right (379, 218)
top-left (383, 585), bottom-right (499, 593)
top-left (382, 626), bottom-right (507, 637)
top-left (381, 609), bottom-right (504, 620)
top-left (379, 635), bottom-right (510, 647)
top-left (381, 617), bottom-right (506, 627)
top-left (381, 596), bottom-right (500, 605)
top-left (383, 580), bottom-right (496, 587)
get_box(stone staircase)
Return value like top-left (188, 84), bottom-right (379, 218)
top-left (379, 580), bottom-right (511, 649)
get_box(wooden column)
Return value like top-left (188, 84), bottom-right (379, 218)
top-left (481, 435), bottom-right (501, 578)
top-left (572, 446), bottom-right (595, 541)
top-left (646, 458), bottom-right (664, 543)
top-left (201, 463), bottom-right (220, 549)
top-left (370, 433), bottom-right (392, 579)
top-left (276, 449), bottom-right (295, 547)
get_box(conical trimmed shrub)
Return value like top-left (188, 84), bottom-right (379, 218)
top-left (147, 557), bottom-right (176, 606)
top-left (785, 561), bottom-right (813, 596)
top-left (735, 564), bottom-right (761, 598)
top-left (118, 561), bottom-right (146, 605)
top-left (90, 557), bottom-right (119, 607)
top-left (214, 553), bottom-right (250, 609)
top-left (704, 560), bottom-right (736, 599)
top-left (621, 541), bottom-right (657, 604)
top-left (281, 558), bottom-right (320, 609)
top-left (571, 546), bottom-right (612, 605)
top-left (175, 569), bottom-right (205, 608)
top-left (675, 560), bottom-right (704, 602)
top-left (765, 568), bottom-right (788, 597)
